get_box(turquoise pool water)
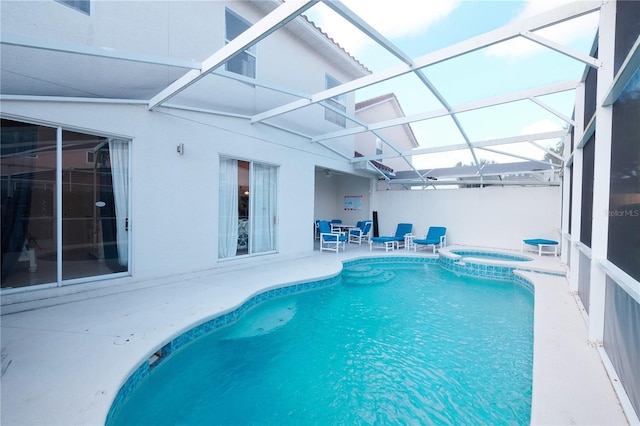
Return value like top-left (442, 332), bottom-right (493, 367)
top-left (109, 261), bottom-right (534, 425)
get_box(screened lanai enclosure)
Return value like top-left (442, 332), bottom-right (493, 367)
top-left (1, 1), bottom-right (609, 186)
top-left (1, 0), bottom-right (639, 422)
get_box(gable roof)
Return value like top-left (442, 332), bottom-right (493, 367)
top-left (251, 0), bottom-right (370, 77)
top-left (356, 93), bottom-right (419, 149)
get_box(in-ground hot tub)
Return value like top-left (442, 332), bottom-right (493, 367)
top-left (449, 249), bottom-right (533, 262)
top-left (438, 248), bottom-right (535, 280)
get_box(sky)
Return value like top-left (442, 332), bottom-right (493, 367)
top-left (302, 0), bottom-right (600, 169)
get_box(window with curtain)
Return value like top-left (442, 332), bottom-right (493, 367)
top-left (225, 8), bottom-right (256, 78)
top-left (218, 157), bottom-right (277, 258)
top-left (1, 119), bottom-right (130, 290)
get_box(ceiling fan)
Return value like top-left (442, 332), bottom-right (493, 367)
top-left (317, 169), bottom-right (343, 178)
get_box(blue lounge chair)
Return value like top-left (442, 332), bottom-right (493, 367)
top-left (318, 220), bottom-right (347, 253)
top-left (349, 220), bottom-right (372, 245)
top-left (413, 227), bottom-right (447, 253)
top-left (522, 238), bottom-right (558, 256)
top-left (370, 223), bottom-right (413, 252)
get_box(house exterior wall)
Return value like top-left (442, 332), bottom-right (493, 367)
top-left (372, 186), bottom-right (560, 250)
top-left (0, 0), bottom-right (370, 287)
top-left (1, 97), bottom-right (369, 282)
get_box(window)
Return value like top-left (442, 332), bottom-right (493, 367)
top-left (225, 8), bottom-right (256, 78)
top-left (219, 158), bottom-right (277, 258)
top-left (1, 119), bottom-right (130, 290)
top-left (325, 74), bottom-right (347, 127)
top-left (376, 138), bottom-right (383, 157)
top-left (56, 0), bottom-right (90, 14)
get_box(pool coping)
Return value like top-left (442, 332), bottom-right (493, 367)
top-left (0, 246), bottom-right (629, 425)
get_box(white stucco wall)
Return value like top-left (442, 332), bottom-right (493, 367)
top-left (314, 174), bottom-right (373, 225)
top-left (371, 186), bottom-right (561, 251)
top-left (1, 100), bottom-right (358, 281)
top-left (0, 0), bottom-right (374, 289)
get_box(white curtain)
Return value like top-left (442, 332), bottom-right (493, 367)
top-left (251, 163), bottom-right (277, 253)
top-left (108, 139), bottom-right (129, 267)
top-left (218, 158), bottom-right (238, 258)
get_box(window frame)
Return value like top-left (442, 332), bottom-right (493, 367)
top-left (324, 74), bottom-right (347, 128)
top-left (0, 117), bottom-right (131, 293)
top-left (218, 156), bottom-right (278, 260)
top-left (224, 7), bottom-right (257, 79)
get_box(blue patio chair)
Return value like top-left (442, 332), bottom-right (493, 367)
top-left (318, 220), bottom-right (347, 253)
top-left (370, 223), bottom-right (413, 252)
top-left (413, 227), bottom-right (447, 253)
top-left (349, 220), bottom-right (372, 245)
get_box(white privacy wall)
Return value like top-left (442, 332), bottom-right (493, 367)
top-left (372, 186), bottom-right (561, 251)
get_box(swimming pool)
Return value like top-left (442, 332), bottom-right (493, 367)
top-left (108, 259), bottom-right (534, 425)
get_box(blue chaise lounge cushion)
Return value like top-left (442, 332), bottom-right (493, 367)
top-left (523, 239), bottom-right (558, 246)
top-left (414, 227), bottom-right (447, 246)
top-left (371, 223), bottom-right (413, 243)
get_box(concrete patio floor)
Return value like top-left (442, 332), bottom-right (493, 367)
top-left (0, 244), bottom-right (629, 425)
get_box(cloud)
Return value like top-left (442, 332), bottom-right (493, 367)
top-left (520, 118), bottom-right (564, 136)
top-left (484, 0), bottom-right (599, 60)
top-left (306, 0), bottom-right (460, 56)
top-left (343, 0), bottom-right (460, 39)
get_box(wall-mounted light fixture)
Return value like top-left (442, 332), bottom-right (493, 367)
top-left (176, 143), bottom-right (184, 155)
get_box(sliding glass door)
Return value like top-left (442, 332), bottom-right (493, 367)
top-left (1, 121), bottom-right (57, 287)
top-left (218, 157), bottom-right (277, 258)
top-left (1, 119), bottom-right (130, 290)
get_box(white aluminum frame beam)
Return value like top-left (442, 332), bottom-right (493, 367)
top-left (0, 33), bottom-right (201, 69)
top-left (519, 30), bottom-right (602, 69)
top-left (148, 0), bottom-right (318, 110)
top-left (351, 130), bottom-right (567, 163)
top-left (528, 96), bottom-right (575, 126)
top-left (0, 94), bottom-right (148, 105)
top-left (251, 1), bottom-right (602, 124)
top-left (476, 146), bottom-right (559, 166)
top-left (388, 179), bottom-right (560, 187)
top-left (529, 139), bottom-right (565, 163)
top-left (577, 114), bottom-right (596, 149)
top-left (318, 79), bottom-right (578, 143)
top-left (411, 169), bottom-right (560, 181)
top-left (602, 35), bottom-right (640, 106)
top-left (212, 69), bottom-right (312, 99)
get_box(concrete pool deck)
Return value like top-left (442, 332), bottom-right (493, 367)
top-left (0, 245), bottom-right (629, 425)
